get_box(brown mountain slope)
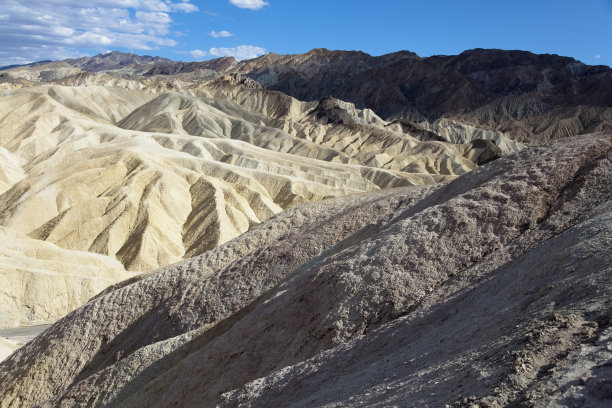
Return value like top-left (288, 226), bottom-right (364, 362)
top-left (1, 133), bottom-right (609, 407)
top-left (236, 48), bottom-right (612, 142)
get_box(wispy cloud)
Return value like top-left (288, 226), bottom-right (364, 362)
top-left (172, 2), bottom-right (198, 12)
top-left (229, 0), bottom-right (270, 11)
top-left (209, 45), bottom-right (266, 60)
top-left (595, 54), bottom-right (601, 59)
top-left (0, 0), bottom-right (198, 66)
top-left (190, 49), bottom-right (207, 58)
top-left (210, 30), bottom-right (233, 38)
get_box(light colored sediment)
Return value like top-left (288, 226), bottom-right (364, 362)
top-left (1, 133), bottom-right (609, 407)
top-left (0, 337), bottom-right (18, 361)
top-left (0, 225), bottom-right (132, 328)
top-left (0, 80), bottom-right (493, 275)
top-left (0, 76), bottom-right (509, 333)
top-left (0, 325), bottom-right (51, 362)
top-left (0, 146), bottom-right (24, 194)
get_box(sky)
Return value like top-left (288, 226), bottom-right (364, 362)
top-left (1, 0), bottom-right (611, 67)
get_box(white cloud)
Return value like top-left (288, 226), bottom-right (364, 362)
top-left (172, 2), bottom-right (198, 12)
top-left (595, 54), bottom-right (601, 59)
top-left (229, 0), bottom-right (270, 11)
top-left (210, 30), bottom-right (233, 38)
top-left (0, 0), bottom-right (197, 66)
top-left (190, 49), bottom-right (207, 58)
top-left (209, 45), bottom-right (266, 60)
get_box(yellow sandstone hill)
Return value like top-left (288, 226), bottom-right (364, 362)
top-left (0, 74), bottom-right (519, 331)
top-left (0, 225), bottom-right (131, 328)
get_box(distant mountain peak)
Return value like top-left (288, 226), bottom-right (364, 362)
top-left (63, 51), bottom-right (172, 72)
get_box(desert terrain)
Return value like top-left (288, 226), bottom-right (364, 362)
top-left (0, 49), bottom-right (610, 407)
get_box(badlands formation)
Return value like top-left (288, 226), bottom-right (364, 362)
top-left (0, 72), bottom-right (507, 329)
top-left (0, 50), bottom-right (610, 406)
top-left (0, 52), bottom-right (529, 330)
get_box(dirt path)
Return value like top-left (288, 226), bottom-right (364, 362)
top-left (0, 325), bottom-right (52, 345)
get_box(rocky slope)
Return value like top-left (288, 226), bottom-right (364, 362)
top-left (0, 133), bottom-right (610, 407)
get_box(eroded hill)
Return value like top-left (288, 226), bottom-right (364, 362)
top-left (0, 72), bottom-right (510, 328)
top-left (0, 50), bottom-right (610, 407)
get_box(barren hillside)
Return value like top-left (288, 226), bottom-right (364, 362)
top-left (0, 133), bottom-right (609, 407)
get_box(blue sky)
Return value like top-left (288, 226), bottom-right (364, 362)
top-left (1, 0), bottom-right (610, 67)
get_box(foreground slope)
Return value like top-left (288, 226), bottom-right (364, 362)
top-left (1, 133), bottom-right (610, 407)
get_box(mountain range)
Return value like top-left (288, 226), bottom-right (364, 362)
top-left (3, 48), bottom-right (612, 143)
top-left (0, 54), bottom-right (511, 330)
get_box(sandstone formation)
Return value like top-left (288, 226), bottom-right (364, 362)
top-left (0, 225), bottom-right (131, 328)
top-left (0, 133), bottom-right (609, 407)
